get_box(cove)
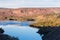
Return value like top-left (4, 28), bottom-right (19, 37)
top-left (0, 21), bottom-right (42, 40)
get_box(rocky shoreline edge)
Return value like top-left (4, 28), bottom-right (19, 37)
top-left (29, 25), bottom-right (60, 40)
top-left (0, 28), bottom-right (19, 40)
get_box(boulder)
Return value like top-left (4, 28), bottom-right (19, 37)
top-left (0, 28), bottom-right (4, 33)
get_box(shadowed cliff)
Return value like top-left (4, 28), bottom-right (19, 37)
top-left (37, 26), bottom-right (60, 40)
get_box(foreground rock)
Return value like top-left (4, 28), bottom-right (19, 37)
top-left (37, 27), bottom-right (60, 40)
top-left (0, 28), bottom-right (19, 40)
top-left (0, 28), bottom-right (4, 33)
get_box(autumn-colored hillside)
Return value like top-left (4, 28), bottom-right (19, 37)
top-left (0, 8), bottom-right (60, 27)
top-left (0, 8), bottom-right (60, 21)
top-left (30, 13), bottom-right (60, 27)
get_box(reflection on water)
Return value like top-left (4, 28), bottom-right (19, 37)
top-left (0, 21), bottom-right (42, 40)
top-left (0, 21), bottom-right (32, 26)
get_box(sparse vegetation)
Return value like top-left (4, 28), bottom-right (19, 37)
top-left (30, 13), bottom-right (60, 27)
top-left (0, 8), bottom-right (60, 26)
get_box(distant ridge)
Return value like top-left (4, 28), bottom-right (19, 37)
top-left (0, 8), bottom-right (60, 21)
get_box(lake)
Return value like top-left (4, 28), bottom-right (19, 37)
top-left (0, 21), bottom-right (42, 40)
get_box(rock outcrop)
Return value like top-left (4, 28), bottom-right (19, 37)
top-left (0, 28), bottom-right (4, 33)
top-left (37, 27), bottom-right (60, 40)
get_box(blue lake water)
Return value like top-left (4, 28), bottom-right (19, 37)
top-left (0, 21), bottom-right (42, 40)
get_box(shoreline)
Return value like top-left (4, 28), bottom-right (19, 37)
top-left (29, 24), bottom-right (60, 28)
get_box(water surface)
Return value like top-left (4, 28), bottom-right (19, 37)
top-left (0, 21), bottom-right (42, 40)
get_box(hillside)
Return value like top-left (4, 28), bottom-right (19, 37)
top-left (30, 13), bottom-right (60, 27)
top-left (0, 8), bottom-right (60, 21)
top-left (0, 8), bottom-right (60, 27)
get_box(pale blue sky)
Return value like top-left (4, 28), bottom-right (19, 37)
top-left (0, 0), bottom-right (60, 8)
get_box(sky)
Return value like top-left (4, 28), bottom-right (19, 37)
top-left (0, 0), bottom-right (60, 8)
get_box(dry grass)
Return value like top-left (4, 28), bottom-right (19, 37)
top-left (30, 13), bottom-right (60, 27)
